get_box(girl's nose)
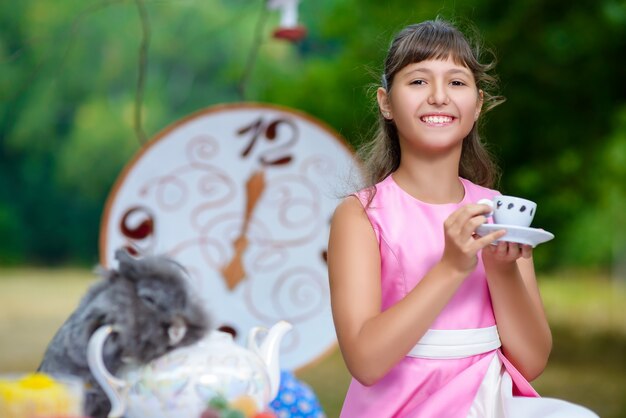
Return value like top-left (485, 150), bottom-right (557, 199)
top-left (427, 83), bottom-right (450, 105)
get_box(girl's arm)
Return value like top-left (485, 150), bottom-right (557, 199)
top-left (328, 197), bottom-right (504, 386)
top-left (482, 244), bottom-right (552, 381)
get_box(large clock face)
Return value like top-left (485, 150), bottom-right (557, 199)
top-left (100, 103), bottom-right (360, 370)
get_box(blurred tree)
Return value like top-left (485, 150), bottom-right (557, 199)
top-left (475, 0), bottom-right (626, 268)
top-left (0, 0), bottom-right (625, 268)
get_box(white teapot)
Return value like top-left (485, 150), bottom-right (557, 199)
top-left (87, 321), bottom-right (292, 418)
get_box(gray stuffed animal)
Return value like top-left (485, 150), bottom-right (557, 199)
top-left (38, 249), bottom-right (210, 418)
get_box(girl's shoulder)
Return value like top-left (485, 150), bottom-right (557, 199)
top-left (352, 175), bottom-right (395, 206)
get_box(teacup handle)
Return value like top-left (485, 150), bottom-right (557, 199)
top-left (87, 325), bottom-right (129, 418)
top-left (477, 198), bottom-right (494, 218)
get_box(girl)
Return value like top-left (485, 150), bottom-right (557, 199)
top-left (327, 19), bottom-right (598, 418)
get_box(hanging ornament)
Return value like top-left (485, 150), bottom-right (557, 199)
top-left (266, 0), bottom-right (307, 42)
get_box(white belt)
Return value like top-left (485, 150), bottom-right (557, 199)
top-left (407, 326), bottom-right (501, 359)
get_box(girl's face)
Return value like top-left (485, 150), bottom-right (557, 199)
top-left (378, 57), bottom-right (483, 155)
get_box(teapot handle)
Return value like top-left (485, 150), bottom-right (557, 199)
top-left (248, 326), bottom-right (276, 400)
top-left (247, 326), bottom-right (266, 357)
top-left (87, 325), bottom-right (129, 418)
top-left (247, 321), bottom-right (292, 401)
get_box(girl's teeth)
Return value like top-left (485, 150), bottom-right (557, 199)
top-left (423, 116), bottom-right (452, 124)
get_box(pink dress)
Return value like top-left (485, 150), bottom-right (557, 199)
top-left (339, 175), bottom-right (598, 418)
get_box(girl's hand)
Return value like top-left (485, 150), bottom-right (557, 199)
top-left (482, 240), bottom-right (533, 272)
top-left (441, 204), bottom-right (506, 275)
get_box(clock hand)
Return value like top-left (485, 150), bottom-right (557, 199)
top-left (221, 169), bottom-right (266, 290)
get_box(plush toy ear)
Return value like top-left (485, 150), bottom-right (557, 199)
top-left (114, 248), bottom-right (141, 281)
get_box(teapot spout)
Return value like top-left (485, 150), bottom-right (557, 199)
top-left (248, 321), bottom-right (292, 401)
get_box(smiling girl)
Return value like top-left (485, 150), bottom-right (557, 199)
top-left (327, 19), bottom-right (598, 417)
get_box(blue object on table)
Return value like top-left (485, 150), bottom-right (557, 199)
top-left (269, 370), bottom-right (326, 418)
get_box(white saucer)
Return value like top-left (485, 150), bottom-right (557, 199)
top-left (475, 223), bottom-right (555, 248)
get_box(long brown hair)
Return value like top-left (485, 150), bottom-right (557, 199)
top-left (359, 18), bottom-right (504, 190)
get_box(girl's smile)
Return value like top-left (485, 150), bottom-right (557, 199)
top-left (419, 112), bottom-right (456, 127)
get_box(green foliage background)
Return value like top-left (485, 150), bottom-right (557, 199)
top-left (1, 0), bottom-right (626, 269)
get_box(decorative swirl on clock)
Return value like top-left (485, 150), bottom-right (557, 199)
top-left (153, 175), bottom-right (187, 211)
top-left (250, 246), bottom-right (289, 273)
top-left (256, 173), bottom-right (323, 247)
top-left (186, 134), bottom-right (220, 167)
top-left (300, 154), bottom-right (335, 177)
top-left (243, 266), bottom-right (328, 324)
top-left (138, 135), bottom-right (236, 212)
top-left (194, 171), bottom-right (237, 208)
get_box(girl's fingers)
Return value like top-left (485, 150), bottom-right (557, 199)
top-left (487, 241), bottom-right (532, 261)
top-left (501, 242), bottom-right (531, 259)
top-left (463, 215), bottom-right (488, 237)
top-left (473, 229), bottom-right (506, 248)
top-left (494, 240), bottom-right (510, 257)
top-left (447, 204), bottom-right (493, 228)
top-left (446, 205), bottom-right (491, 240)
top-left (461, 204), bottom-right (494, 222)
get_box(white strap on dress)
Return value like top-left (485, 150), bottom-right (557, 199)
top-left (407, 326), bottom-right (501, 359)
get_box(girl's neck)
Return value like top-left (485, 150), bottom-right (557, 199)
top-left (392, 152), bottom-right (464, 204)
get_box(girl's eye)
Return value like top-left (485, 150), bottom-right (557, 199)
top-left (410, 79), bottom-right (426, 86)
top-left (450, 80), bottom-right (466, 86)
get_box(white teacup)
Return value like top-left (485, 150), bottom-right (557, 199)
top-left (477, 195), bottom-right (537, 227)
